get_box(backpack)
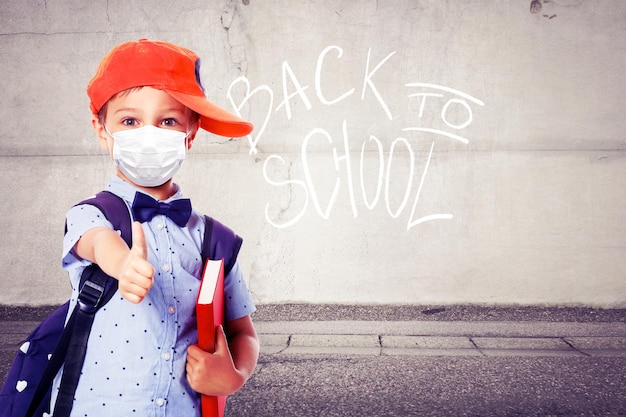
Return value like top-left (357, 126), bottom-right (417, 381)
top-left (0, 191), bottom-right (243, 417)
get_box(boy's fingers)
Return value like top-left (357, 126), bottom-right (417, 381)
top-left (131, 221), bottom-right (148, 259)
top-left (117, 222), bottom-right (153, 304)
top-left (120, 290), bottom-right (142, 304)
top-left (120, 274), bottom-right (152, 303)
top-left (187, 344), bottom-right (202, 361)
top-left (134, 260), bottom-right (155, 282)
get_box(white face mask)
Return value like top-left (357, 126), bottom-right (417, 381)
top-left (108, 125), bottom-right (188, 187)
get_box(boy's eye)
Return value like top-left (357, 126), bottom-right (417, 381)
top-left (161, 118), bottom-right (179, 127)
top-left (121, 118), bottom-right (139, 127)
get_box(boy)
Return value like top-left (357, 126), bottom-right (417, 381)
top-left (53, 39), bottom-right (259, 415)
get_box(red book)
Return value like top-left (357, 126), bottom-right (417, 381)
top-left (196, 258), bottom-right (226, 417)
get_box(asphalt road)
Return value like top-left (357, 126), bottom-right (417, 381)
top-left (2, 305), bottom-right (624, 416)
top-left (227, 353), bottom-right (626, 417)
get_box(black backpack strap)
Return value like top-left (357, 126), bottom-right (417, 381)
top-left (27, 191), bottom-right (131, 417)
top-left (202, 215), bottom-right (243, 275)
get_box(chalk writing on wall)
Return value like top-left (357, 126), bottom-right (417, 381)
top-left (227, 45), bottom-right (484, 231)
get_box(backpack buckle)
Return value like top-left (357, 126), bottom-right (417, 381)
top-left (78, 280), bottom-right (105, 314)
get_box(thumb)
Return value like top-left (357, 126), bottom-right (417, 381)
top-left (214, 325), bottom-right (229, 355)
top-left (131, 221), bottom-right (148, 259)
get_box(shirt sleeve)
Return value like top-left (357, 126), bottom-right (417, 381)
top-left (223, 261), bottom-right (256, 322)
top-left (62, 204), bottom-right (114, 271)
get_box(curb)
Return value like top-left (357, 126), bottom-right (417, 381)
top-left (255, 320), bottom-right (626, 357)
top-left (1, 320), bottom-right (625, 358)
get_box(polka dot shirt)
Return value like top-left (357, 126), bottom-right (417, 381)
top-left (51, 177), bottom-right (256, 416)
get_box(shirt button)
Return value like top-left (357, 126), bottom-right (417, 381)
top-left (156, 398), bottom-right (166, 407)
top-left (162, 264), bottom-right (170, 272)
top-left (156, 222), bottom-right (164, 230)
top-left (168, 305), bottom-right (176, 314)
top-left (162, 352), bottom-right (171, 361)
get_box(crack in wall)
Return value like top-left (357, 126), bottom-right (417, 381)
top-left (221, 0), bottom-right (248, 74)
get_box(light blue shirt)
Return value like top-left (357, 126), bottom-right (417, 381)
top-left (51, 177), bottom-right (255, 416)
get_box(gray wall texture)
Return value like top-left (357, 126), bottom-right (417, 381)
top-left (1, 1), bottom-right (625, 307)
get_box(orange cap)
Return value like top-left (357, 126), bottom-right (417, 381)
top-left (87, 39), bottom-right (252, 137)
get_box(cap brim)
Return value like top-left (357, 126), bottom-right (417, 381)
top-left (166, 90), bottom-right (253, 138)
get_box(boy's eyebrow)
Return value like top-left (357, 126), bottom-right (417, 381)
top-left (112, 107), bottom-right (141, 115)
top-left (161, 107), bottom-right (188, 115)
top-left (112, 107), bottom-right (187, 116)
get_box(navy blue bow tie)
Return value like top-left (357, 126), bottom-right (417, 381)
top-left (131, 192), bottom-right (192, 227)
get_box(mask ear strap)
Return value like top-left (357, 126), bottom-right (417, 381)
top-left (103, 124), bottom-right (114, 139)
top-left (184, 130), bottom-right (194, 150)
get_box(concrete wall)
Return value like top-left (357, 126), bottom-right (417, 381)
top-left (1, 1), bottom-right (624, 307)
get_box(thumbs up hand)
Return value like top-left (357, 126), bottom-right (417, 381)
top-left (118, 221), bottom-right (155, 304)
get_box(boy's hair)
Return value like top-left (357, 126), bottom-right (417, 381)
top-left (87, 39), bottom-right (252, 138)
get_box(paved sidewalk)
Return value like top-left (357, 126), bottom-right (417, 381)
top-left (1, 305), bottom-right (625, 365)
top-left (2, 320), bottom-right (626, 358)
top-left (255, 320), bottom-right (626, 357)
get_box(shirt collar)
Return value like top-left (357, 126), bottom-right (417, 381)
top-left (106, 177), bottom-right (185, 204)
